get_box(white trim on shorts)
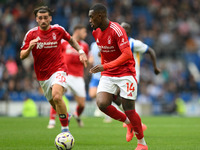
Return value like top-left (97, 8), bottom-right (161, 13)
top-left (39, 71), bottom-right (68, 101)
top-left (97, 75), bottom-right (137, 100)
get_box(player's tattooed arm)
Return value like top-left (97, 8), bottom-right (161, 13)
top-left (68, 36), bottom-right (82, 52)
top-left (68, 36), bottom-right (88, 67)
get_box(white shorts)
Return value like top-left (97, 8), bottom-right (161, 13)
top-left (66, 75), bottom-right (86, 97)
top-left (97, 76), bottom-right (137, 100)
top-left (39, 71), bottom-right (68, 101)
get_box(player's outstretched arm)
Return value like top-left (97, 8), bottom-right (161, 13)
top-left (20, 38), bottom-right (38, 60)
top-left (103, 47), bottom-right (132, 70)
top-left (68, 36), bottom-right (88, 67)
top-left (146, 47), bottom-right (161, 75)
top-left (90, 47), bottom-right (132, 73)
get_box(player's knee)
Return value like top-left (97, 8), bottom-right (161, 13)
top-left (96, 100), bottom-right (108, 111)
top-left (52, 93), bottom-right (62, 104)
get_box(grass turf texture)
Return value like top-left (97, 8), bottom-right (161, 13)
top-left (0, 116), bottom-right (199, 150)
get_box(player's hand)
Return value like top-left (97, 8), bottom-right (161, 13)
top-left (154, 67), bottom-right (161, 75)
top-left (29, 38), bottom-right (39, 50)
top-left (89, 64), bottom-right (104, 73)
top-left (79, 53), bottom-right (88, 67)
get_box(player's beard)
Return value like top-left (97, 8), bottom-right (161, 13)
top-left (40, 23), bottom-right (50, 31)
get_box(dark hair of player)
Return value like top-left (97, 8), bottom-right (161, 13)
top-left (73, 24), bottom-right (86, 32)
top-left (33, 6), bottom-right (54, 17)
top-left (90, 3), bottom-right (107, 16)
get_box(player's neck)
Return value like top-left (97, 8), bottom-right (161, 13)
top-left (100, 19), bottom-right (110, 31)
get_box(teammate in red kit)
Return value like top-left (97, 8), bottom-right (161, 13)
top-left (88, 3), bottom-right (148, 150)
top-left (20, 6), bottom-right (87, 133)
top-left (47, 24), bottom-right (89, 128)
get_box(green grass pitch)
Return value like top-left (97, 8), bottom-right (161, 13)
top-left (0, 116), bottom-right (199, 150)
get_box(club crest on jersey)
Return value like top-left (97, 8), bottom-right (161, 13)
top-left (108, 36), bottom-right (111, 44)
top-left (96, 38), bottom-right (99, 43)
top-left (52, 32), bottom-right (56, 40)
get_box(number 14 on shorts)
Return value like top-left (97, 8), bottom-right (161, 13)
top-left (126, 83), bottom-right (135, 92)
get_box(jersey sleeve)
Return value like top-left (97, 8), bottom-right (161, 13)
top-left (115, 25), bottom-right (130, 51)
top-left (59, 25), bottom-right (71, 41)
top-left (20, 31), bottom-right (32, 50)
top-left (132, 39), bottom-right (149, 54)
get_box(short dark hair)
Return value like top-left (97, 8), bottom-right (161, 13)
top-left (90, 3), bottom-right (107, 14)
top-left (73, 24), bottom-right (86, 32)
top-left (33, 6), bottom-right (54, 17)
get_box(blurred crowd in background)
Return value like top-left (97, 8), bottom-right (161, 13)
top-left (1, 0), bottom-right (200, 114)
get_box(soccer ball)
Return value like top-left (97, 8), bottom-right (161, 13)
top-left (55, 132), bottom-right (75, 150)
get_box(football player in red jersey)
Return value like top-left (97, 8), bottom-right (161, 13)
top-left (47, 25), bottom-right (89, 128)
top-left (20, 6), bottom-right (87, 133)
top-left (88, 3), bottom-right (148, 150)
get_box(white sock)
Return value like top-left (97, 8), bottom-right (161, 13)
top-left (138, 137), bottom-right (147, 145)
top-left (124, 117), bottom-right (130, 124)
top-left (61, 126), bottom-right (69, 130)
top-left (49, 119), bottom-right (56, 125)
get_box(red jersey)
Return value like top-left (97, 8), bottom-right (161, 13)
top-left (21, 24), bottom-right (71, 81)
top-left (61, 39), bottom-right (89, 77)
top-left (92, 21), bottom-right (136, 77)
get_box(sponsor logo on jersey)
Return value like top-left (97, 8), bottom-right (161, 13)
top-left (36, 41), bottom-right (58, 49)
top-left (98, 45), bottom-right (114, 49)
top-left (97, 45), bottom-right (115, 53)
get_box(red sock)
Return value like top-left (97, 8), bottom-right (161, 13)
top-left (125, 109), bottom-right (144, 139)
top-left (50, 106), bottom-right (57, 120)
top-left (76, 106), bottom-right (84, 117)
top-left (101, 105), bottom-right (126, 122)
top-left (59, 114), bottom-right (68, 127)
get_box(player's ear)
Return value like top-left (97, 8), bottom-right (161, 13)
top-left (36, 17), bottom-right (39, 23)
top-left (98, 13), bottom-right (102, 19)
top-left (49, 16), bottom-right (52, 22)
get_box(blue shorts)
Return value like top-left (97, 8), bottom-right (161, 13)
top-left (89, 76), bottom-right (100, 88)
